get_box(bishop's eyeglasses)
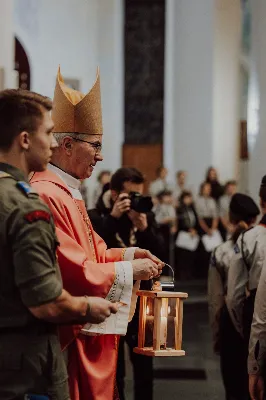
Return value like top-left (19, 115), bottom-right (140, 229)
top-left (73, 138), bottom-right (102, 154)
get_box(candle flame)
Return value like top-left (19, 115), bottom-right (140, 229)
top-left (146, 306), bottom-right (150, 315)
top-left (168, 306), bottom-right (171, 315)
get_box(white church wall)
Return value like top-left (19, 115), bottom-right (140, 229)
top-left (164, 0), bottom-right (241, 193)
top-left (0, 0), bottom-right (15, 88)
top-left (248, 0), bottom-right (266, 201)
top-left (212, 0), bottom-right (241, 184)
top-left (164, 0), bottom-right (216, 190)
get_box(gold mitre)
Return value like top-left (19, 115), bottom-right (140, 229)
top-left (52, 66), bottom-right (103, 135)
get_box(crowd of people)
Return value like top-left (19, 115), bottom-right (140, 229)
top-left (84, 165), bottom-right (238, 282)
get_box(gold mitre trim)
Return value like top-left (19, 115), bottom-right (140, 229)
top-left (52, 66), bottom-right (103, 135)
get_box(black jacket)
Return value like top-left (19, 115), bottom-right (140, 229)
top-left (88, 190), bottom-right (165, 261)
top-left (177, 204), bottom-right (200, 233)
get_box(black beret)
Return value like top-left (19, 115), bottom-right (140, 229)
top-left (230, 193), bottom-right (260, 220)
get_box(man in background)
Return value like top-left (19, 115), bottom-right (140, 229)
top-left (89, 167), bottom-right (165, 400)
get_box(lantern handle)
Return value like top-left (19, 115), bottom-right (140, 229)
top-left (164, 263), bottom-right (175, 282)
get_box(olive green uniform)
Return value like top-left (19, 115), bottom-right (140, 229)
top-left (0, 163), bottom-right (69, 400)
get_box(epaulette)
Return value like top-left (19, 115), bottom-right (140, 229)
top-left (0, 171), bottom-right (11, 179)
top-left (16, 181), bottom-right (37, 197)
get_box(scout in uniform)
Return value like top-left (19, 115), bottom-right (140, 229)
top-left (227, 176), bottom-right (266, 345)
top-left (248, 257), bottom-right (266, 399)
top-left (208, 193), bottom-right (260, 400)
top-left (0, 89), bottom-right (118, 400)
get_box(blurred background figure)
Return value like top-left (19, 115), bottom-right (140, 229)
top-left (81, 170), bottom-right (112, 209)
top-left (205, 167), bottom-right (224, 203)
top-left (173, 170), bottom-right (189, 206)
top-left (149, 166), bottom-right (172, 200)
top-left (153, 190), bottom-right (177, 265)
top-left (219, 180), bottom-right (237, 240)
top-left (196, 182), bottom-right (219, 278)
top-left (92, 170), bottom-right (112, 207)
top-left (175, 190), bottom-right (200, 281)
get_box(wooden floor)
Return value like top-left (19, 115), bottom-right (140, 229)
top-left (124, 281), bottom-right (225, 400)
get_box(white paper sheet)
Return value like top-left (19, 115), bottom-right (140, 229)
top-left (201, 230), bottom-right (223, 252)
top-left (175, 231), bottom-right (200, 251)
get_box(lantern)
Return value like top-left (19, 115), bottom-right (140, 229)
top-left (134, 289), bottom-right (188, 356)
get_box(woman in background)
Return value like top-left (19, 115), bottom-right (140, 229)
top-left (195, 182), bottom-right (219, 278)
top-left (206, 166), bottom-right (224, 202)
top-left (92, 170), bottom-right (112, 207)
top-left (175, 191), bottom-right (200, 280)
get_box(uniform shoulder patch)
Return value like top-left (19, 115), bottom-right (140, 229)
top-left (24, 210), bottom-right (51, 223)
top-left (234, 243), bottom-right (240, 254)
top-left (16, 181), bottom-right (36, 196)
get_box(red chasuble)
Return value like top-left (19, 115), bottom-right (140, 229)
top-left (31, 169), bottom-right (127, 400)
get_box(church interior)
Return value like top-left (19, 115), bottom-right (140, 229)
top-left (1, 0), bottom-right (266, 399)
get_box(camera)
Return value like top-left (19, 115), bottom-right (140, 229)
top-left (128, 191), bottom-right (153, 213)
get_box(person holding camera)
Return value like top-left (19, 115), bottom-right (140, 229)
top-left (88, 167), bottom-right (165, 400)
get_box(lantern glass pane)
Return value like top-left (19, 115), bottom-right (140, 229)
top-left (166, 297), bottom-right (177, 349)
top-left (144, 297), bottom-right (154, 347)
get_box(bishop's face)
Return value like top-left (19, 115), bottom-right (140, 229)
top-left (68, 134), bottom-right (103, 180)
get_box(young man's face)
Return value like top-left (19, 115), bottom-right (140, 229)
top-left (26, 109), bottom-right (57, 172)
top-left (123, 181), bottom-right (144, 195)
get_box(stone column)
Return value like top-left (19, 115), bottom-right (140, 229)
top-left (96, 0), bottom-right (124, 173)
top-left (248, 0), bottom-right (266, 199)
top-left (164, 0), bottom-right (241, 191)
top-left (0, 0), bottom-right (14, 88)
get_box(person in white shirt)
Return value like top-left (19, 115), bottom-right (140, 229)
top-left (195, 182), bottom-right (219, 278)
top-left (219, 180), bottom-right (237, 240)
top-left (149, 166), bottom-right (172, 199)
top-left (172, 170), bottom-right (192, 206)
top-left (153, 190), bottom-right (176, 264)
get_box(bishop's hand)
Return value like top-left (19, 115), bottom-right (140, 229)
top-left (134, 248), bottom-right (164, 276)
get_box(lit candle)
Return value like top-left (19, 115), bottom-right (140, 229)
top-left (160, 317), bottom-right (167, 349)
